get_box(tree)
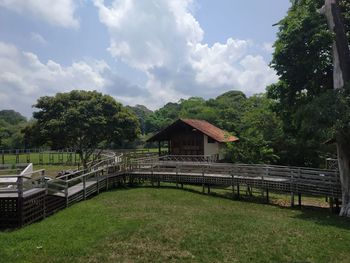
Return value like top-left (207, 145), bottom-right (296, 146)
top-left (226, 94), bottom-right (283, 164)
top-left (28, 90), bottom-right (140, 168)
top-left (269, 0), bottom-right (350, 215)
top-left (319, 0), bottom-right (350, 216)
top-left (127, 104), bottom-right (153, 135)
top-left (268, 0), bottom-right (350, 166)
top-left (0, 110), bottom-right (26, 125)
top-left (0, 110), bottom-right (27, 149)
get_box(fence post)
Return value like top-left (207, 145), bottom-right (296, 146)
top-left (65, 181), bottom-right (69, 207)
top-left (231, 172), bottom-right (235, 199)
top-left (290, 170), bottom-right (295, 207)
top-left (297, 168), bottom-right (301, 208)
top-left (97, 171), bottom-right (100, 194)
top-left (151, 163), bottom-right (154, 187)
top-left (17, 176), bottom-right (23, 226)
top-left (1, 150), bottom-right (4, 164)
top-left (157, 164), bottom-right (160, 188)
top-left (15, 149), bottom-right (19, 164)
top-left (202, 167), bottom-right (205, 194)
top-left (176, 164), bottom-right (179, 188)
top-left (83, 176), bottom-right (86, 200)
top-left (265, 167), bottom-right (269, 203)
top-left (106, 169), bottom-right (109, 191)
top-left (26, 150), bottom-right (30, 163)
top-left (43, 174), bottom-right (48, 219)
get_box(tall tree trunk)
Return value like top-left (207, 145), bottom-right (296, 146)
top-left (336, 133), bottom-right (350, 216)
top-left (321, 0), bottom-right (350, 216)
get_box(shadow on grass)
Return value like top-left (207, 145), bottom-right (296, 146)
top-left (129, 182), bottom-right (350, 230)
top-left (291, 209), bottom-right (350, 230)
top-left (2, 182), bottom-right (350, 232)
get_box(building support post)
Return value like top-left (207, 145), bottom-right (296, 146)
top-left (291, 192), bottom-right (295, 208)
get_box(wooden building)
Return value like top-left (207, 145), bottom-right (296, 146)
top-left (147, 119), bottom-right (238, 160)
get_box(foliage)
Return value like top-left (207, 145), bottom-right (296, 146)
top-left (0, 110), bottom-right (27, 149)
top-left (267, 0), bottom-right (350, 166)
top-left (127, 104), bottom-right (153, 135)
top-left (27, 90), bottom-right (140, 167)
top-left (145, 91), bottom-right (247, 135)
top-left (144, 91), bottom-right (282, 164)
top-left (0, 110), bottom-right (26, 125)
top-left (227, 94), bottom-right (283, 164)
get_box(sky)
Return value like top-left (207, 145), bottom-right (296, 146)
top-left (0, 0), bottom-right (291, 118)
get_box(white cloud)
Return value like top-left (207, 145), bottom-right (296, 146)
top-left (262, 42), bottom-right (275, 53)
top-left (0, 0), bottom-right (79, 28)
top-left (94, 0), bottom-right (278, 108)
top-left (0, 42), bottom-right (149, 117)
top-left (30, 32), bottom-right (48, 45)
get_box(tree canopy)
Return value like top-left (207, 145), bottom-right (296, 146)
top-left (27, 90), bottom-right (140, 167)
top-left (267, 0), bottom-right (350, 167)
top-left (0, 110), bottom-right (27, 149)
top-left (140, 90), bottom-right (282, 164)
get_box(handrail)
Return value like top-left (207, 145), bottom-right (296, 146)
top-left (19, 169), bottom-right (45, 177)
top-left (0, 174), bottom-right (34, 180)
top-left (66, 167), bottom-right (105, 183)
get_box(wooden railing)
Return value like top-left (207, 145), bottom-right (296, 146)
top-left (130, 161), bottom-right (341, 199)
top-left (0, 152), bottom-right (343, 229)
top-left (0, 169), bottom-right (46, 195)
top-left (159, 154), bottom-right (219, 162)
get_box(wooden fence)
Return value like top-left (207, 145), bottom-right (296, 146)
top-left (0, 153), bottom-right (342, 229)
top-left (0, 148), bottom-right (153, 166)
top-left (129, 159), bottom-right (341, 200)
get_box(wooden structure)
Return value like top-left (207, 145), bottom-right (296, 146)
top-left (147, 119), bottom-right (238, 160)
top-left (0, 152), bottom-right (342, 229)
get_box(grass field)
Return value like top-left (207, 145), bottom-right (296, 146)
top-left (0, 152), bottom-right (81, 165)
top-left (0, 148), bottom-right (160, 165)
top-left (1, 186), bottom-right (350, 263)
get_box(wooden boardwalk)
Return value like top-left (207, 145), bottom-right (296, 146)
top-left (0, 154), bottom-right (342, 229)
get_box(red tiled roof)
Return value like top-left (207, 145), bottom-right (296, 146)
top-left (147, 118), bottom-right (239, 143)
top-left (181, 119), bottom-right (239, 143)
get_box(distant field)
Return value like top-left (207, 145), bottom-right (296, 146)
top-left (0, 152), bottom-right (81, 165)
top-left (1, 186), bottom-right (350, 263)
top-left (0, 148), bottom-right (163, 165)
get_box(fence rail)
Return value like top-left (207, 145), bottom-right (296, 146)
top-left (0, 153), bottom-right (342, 229)
top-left (0, 148), bottom-right (155, 165)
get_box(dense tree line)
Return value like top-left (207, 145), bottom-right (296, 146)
top-left (0, 110), bottom-right (28, 149)
top-left (129, 91), bottom-right (301, 165)
top-left (267, 0), bottom-right (349, 167)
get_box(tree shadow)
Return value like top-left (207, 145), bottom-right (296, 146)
top-left (290, 208), bottom-right (350, 230)
top-left (131, 183), bottom-right (350, 230)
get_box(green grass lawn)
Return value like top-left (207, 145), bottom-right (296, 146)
top-left (1, 186), bottom-right (350, 263)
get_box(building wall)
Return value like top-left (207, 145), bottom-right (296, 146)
top-left (218, 143), bottom-right (225, 160)
top-left (170, 127), bottom-right (204, 155)
top-left (203, 135), bottom-right (219, 157)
